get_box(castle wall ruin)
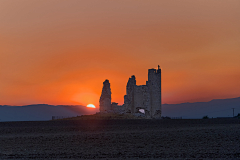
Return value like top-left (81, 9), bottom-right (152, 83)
top-left (99, 66), bottom-right (161, 119)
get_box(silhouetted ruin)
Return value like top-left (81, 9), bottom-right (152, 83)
top-left (99, 66), bottom-right (161, 119)
top-left (99, 80), bottom-right (112, 112)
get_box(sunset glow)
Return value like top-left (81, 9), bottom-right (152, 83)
top-left (87, 104), bottom-right (96, 108)
top-left (0, 1), bottom-right (240, 106)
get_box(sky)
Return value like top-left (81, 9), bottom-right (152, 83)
top-left (0, 0), bottom-right (240, 107)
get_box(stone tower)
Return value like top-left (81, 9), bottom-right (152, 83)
top-left (124, 75), bottom-right (136, 113)
top-left (147, 66), bottom-right (161, 118)
top-left (123, 65), bottom-right (162, 118)
top-left (99, 79), bottom-right (111, 112)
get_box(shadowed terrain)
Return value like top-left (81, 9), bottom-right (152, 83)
top-left (0, 119), bottom-right (240, 159)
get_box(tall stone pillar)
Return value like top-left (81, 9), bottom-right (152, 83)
top-left (99, 79), bottom-right (111, 112)
top-left (148, 67), bottom-right (161, 118)
top-left (125, 75), bottom-right (136, 113)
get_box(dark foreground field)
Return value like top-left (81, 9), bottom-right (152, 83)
top-left (0, 119), bottom-right (240, 159)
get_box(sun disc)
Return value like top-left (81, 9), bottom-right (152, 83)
top-left (87, 104), bottom-right (96, 108)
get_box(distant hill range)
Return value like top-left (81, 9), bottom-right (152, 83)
top-left (0, 104), bottom-right (98, 121)
top-left (0, 97), bottom-right (240, 121)
top-left (162, 97), bottom-right (240, 119)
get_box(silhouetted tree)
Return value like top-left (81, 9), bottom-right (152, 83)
top-left (202, 115), bottom-right (209, 119)
top-left (235, 113), bottom-right (240, 118)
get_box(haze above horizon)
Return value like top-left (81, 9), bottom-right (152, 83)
top-left (1, 0), bottom-right (240, 106)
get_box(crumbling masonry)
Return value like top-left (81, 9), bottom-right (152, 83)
top-left (99, 66), bottom-right (161, 119)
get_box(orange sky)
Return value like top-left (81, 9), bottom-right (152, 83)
top-left (0, 0), bottom-right (240, 107)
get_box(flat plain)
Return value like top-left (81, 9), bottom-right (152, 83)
top-left (0, 119), bottom-right (240, 159)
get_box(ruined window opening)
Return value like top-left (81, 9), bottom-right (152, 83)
top-left (139, 109), bottom-right (145, 114)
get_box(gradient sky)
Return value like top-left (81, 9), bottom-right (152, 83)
top-left (1, 0), bottom-right (240, 107)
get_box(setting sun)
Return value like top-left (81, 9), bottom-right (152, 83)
top-left (87, 104), bottom-right (96, 108)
